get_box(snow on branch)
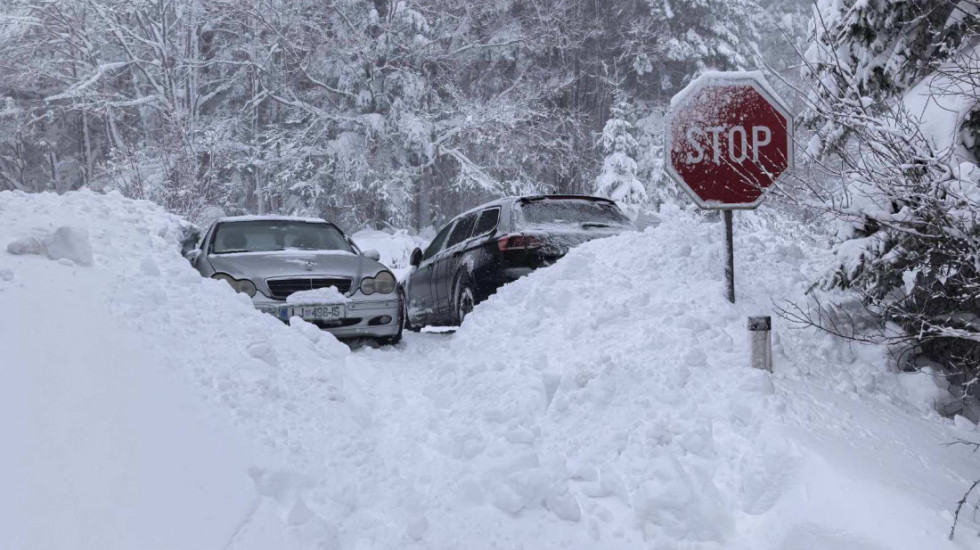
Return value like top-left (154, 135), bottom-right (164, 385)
top-left (45, 62), bottom-right (130, 102)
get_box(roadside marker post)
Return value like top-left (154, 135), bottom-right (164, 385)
top-left (748, 316), bottom-right (774, 372)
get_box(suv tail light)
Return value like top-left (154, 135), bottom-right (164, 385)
top-left (497, 234), bottom-right (542, 252)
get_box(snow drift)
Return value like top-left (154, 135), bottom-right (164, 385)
top-left (0, 190), bottom-right (353, 549)
top-left (351, 205), bottom-right (980, 549)
top-left (3, 189), bottom-right (980, 549)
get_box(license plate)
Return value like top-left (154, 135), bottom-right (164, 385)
top-left (289, 304), bottom-right (345, 320)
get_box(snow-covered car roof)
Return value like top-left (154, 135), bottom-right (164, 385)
top-left (215, 214), bottom-right (329, 224)
top-left (453, 194), bottom-right (618, 220)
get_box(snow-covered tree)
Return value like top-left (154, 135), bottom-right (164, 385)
top-left (634, 107), bottom-right (680, 207)
top-left (643, 0), bottom-right (762, 94)
top-left (0, 0), bottom-right (772, 229)
top-left (798, 0), bottom-right (980, 400)
top-left (595, 91), bottom-right (647, 213)
top-left (803, 0), bottom-right (980, 155)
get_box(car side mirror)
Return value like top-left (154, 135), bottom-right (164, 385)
top-left (184, 249), bottom-right (202, 265)
top-left (409, 247), bottom-right (423, 267)
top-left (363, 249), bottom-right (381, 261)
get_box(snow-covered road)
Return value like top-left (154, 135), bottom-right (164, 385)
top-left (3, 190), bottom-right (980, 550)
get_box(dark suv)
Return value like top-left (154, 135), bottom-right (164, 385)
top-left (403, 195), bottom-right (635, 328)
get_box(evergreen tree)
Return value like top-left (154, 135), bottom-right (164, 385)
top-left (800, 0), bottom-right (980, 393)
top-left (804, 0), bottom-right (980, 154)
top-left (644, 0), bottom-right (762, 94)
top-left (595, 91), bottom-right (647, 214)
top-left (634, 107), bottom-right (681, 208)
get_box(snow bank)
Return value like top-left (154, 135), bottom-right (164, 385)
top-left (0, 190), bottom-right (353, 549)
top-left (7, 225), bottom-right (94, 265)
top-left (5, 189), bottom-right (979, 550)
top-left (343, 209), bottom-right (980, 549)
top-left (0, 291), bottom-right (264, 550)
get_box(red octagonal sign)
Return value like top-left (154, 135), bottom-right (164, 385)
top-left (665, 72), bottom-right (794, 209)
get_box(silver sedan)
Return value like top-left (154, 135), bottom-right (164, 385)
top-left (186, 215), bottom-right (402, 344)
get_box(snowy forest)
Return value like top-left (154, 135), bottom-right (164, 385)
top-left (5, 2), bottom-right (980, 546)
top-left (0, 0), bottom-right (806, 228)
top-left (0, 1), bottom-right (978, 390)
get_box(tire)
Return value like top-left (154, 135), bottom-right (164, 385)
top-left (452, 274), bottom-right (476, 326)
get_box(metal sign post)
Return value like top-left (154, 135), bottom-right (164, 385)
top-left (724, 210), bottom-right (735, 303)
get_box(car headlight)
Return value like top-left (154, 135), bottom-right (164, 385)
top-left (212, 273), bottom-right (257, 297)
top-left (360, 276), bottom-right (376, 295)
top-left (373, 271), bottom-right (396, 294)
top-left (235, 279), bottom-right (257, 297)
top-left (360, 271), bottom-right (396, 295)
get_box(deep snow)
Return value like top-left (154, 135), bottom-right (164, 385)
top-left (3, 190), bottom-right (980, 549)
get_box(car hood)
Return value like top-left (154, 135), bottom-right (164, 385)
top-left (206, 250), bottom-right (386, 290)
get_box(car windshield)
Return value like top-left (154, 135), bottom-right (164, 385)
top-left (519, 199), bottom-right (631, 227)
top-left (212, 220), bottom-right (353, 254)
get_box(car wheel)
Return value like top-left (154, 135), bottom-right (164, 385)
top-left (453, 275), bottom-right (475, 326)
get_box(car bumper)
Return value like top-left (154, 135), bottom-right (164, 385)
top-left (252, 295), bottom-right (401, 339)
top-left (500, 267), bottom-right (533, 282)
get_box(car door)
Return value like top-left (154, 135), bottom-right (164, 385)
top-left (467, 207), bottom-right (502, 289)
top-left (407, 221), bottom-right (455, 324)
top-left (194, 223), bottom-right (218, 276)
top-left (431, 212), bottom-right (477, 320)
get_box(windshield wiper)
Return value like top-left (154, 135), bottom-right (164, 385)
top-left (581, 222), bottom-right (614, 229)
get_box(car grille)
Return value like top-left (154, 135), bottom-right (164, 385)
top-left (266, 277), bottom-right (352, 300)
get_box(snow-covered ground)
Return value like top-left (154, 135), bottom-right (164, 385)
top-left (3, 190), bottom-right (980, 549)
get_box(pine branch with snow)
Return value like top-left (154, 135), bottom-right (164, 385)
top-left (800, 0), bottom-right (980, 402)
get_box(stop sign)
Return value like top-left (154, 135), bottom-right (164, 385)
top-left (665, 72), bottom-right (794, 209)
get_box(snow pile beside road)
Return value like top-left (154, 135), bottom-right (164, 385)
top-left (345, 208), bottom-right (980, 549)
top-left (0, 190), bottom-right (355, 549)
top-left (4, 189), bottom-right (979, 550)
top-left (7, 225), bottom-right (94, 265)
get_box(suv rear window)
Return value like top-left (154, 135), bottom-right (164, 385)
top-left (472, 208), bottom-right (500, 237)
top-left (445, 213), bottom-right (478, 248)
top-left (519, 199), bottom-right (630, 226)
